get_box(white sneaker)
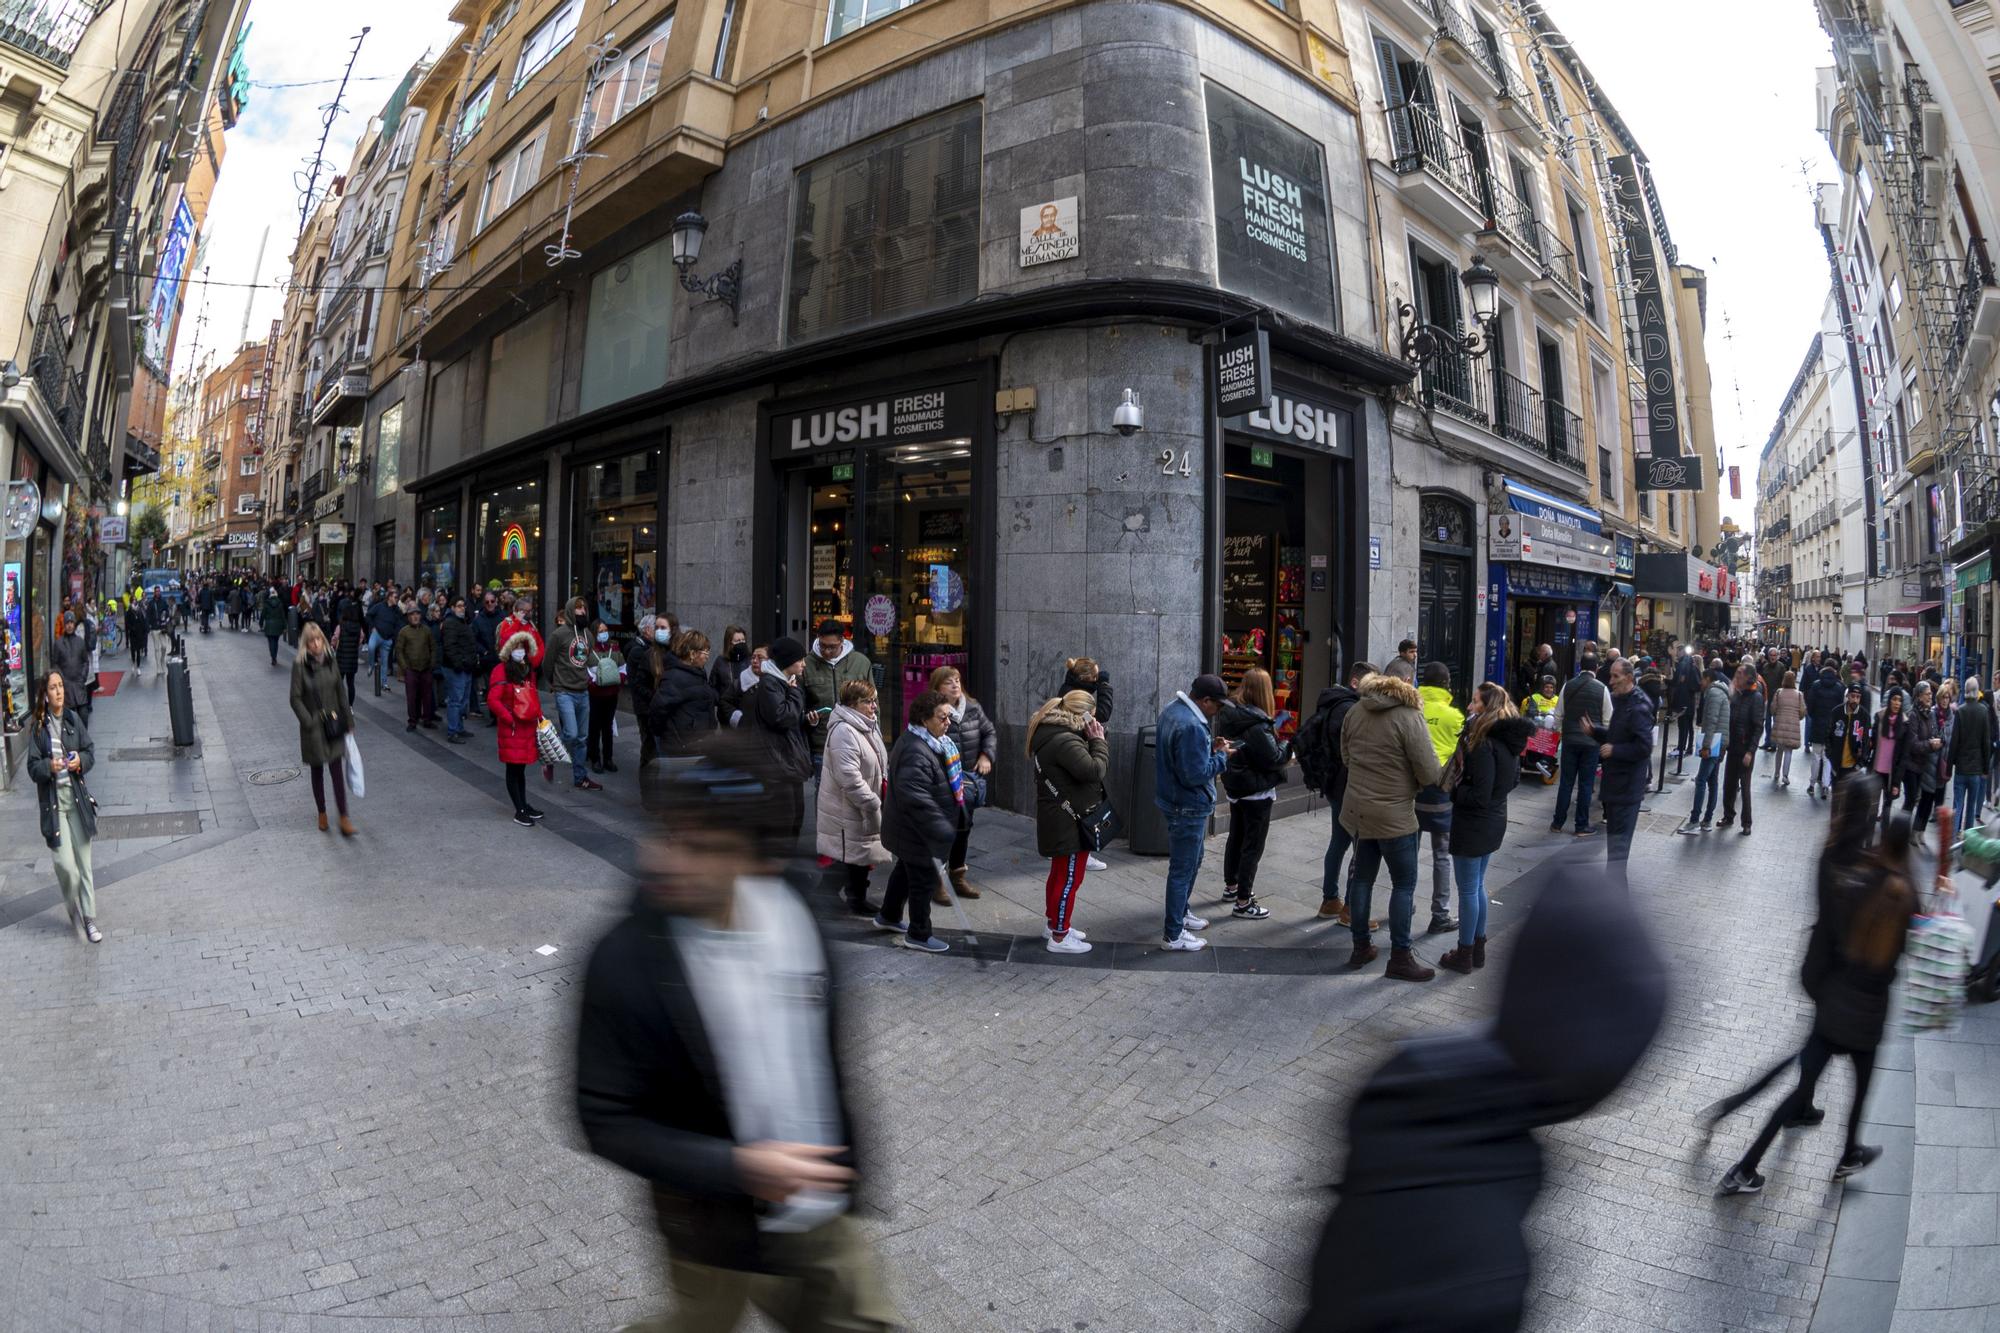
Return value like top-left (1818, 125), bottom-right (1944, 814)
top-left (1045, 932), bottom-right (1092, 954)
top-left (1162, 932), bottom-right (1208, 952)
top-left (1085, 854), bottom-right (1108, 872)
top-left (1182, 912), bottom-right (1209, 931)
top-left (1042, 924), bottom-right (1088, 942)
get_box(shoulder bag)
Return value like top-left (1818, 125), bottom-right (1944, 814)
top-left (1034, 750), bottom-right (1121, 850)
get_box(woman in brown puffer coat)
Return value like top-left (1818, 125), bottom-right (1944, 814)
top-left (1028, 689), bottom-right (1108, 954)
top-left (1770, 670), bottom-right (1806, 788)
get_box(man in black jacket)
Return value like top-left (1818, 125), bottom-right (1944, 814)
top-left (1309, 660), bottom-right (1375, 921)
top-left (1719, 663), bottom-right (1767, 835)
top-left (575, 755), bottom-right (896, 1332)
top-left (1668, 648), bottom-right (1702, 757)
top-left (875, 689), bottom-right (964, 954)
top-left (468, 590), bottom-right (505, 722)
top-left (438, 595), bottom-right (479, 743)
top-left (1804, 665), bottom-right (1847, 798)
top-left (748, 637), bottom-right (814, 839)
top-left (1595, 657), bottom-right (1654, 863)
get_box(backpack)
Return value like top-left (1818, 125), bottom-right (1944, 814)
top-left (1296, 699), bottom-right (1341, 795)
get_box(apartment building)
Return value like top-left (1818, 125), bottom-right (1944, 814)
top-left (1816, 0), bottom-right (2000, 676)
top-left (0, 0), bottom-right (251, 783)
top-left (184, 340), bottom-right (267, 569)
top-left (264, 199), bottom-right (337, 578)
top-left (326, 0), bottom-right (1721, 815)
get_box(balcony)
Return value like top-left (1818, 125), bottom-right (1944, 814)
top-left (201, 447), bottom-right (222, 471)
top-left (1386, 101), bottom-right (1486, 236)
top-left (310, 360), bottom-right (369, 425)
top-left (1530, 225), bottom-right (1588, 323)
top-left (1493, 63), bottom-right (1543, 137)
top-left (1948, 251), bottom-right (2000, 395)
top-left (1476, 173), bottom-right (1544, 283)
top-left (1434, 4), bottom-right (1504, 97)
top-left (17, 301), bottom-right (88, 468)
top-left (1416, 356), bottom-right (1586, 476)
top-left (0, 0), bottom-right (94, 71)
top-left (123, 432), bottom-right (160, 477)
top-left (299, 470), bottom-right (328, 510)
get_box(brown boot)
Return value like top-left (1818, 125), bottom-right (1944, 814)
top-left (948, 865), bottom-right (980, 899)
top-left (338, 816), bottom-right (356, 837)
top-left (1346, 943), bottom-right (1379, 968)
top-left (931, 884), bottom-right (951, 906)
top-left (1317, 898), bottom-right (1345, 919)
top-left (318, 812), bottom-right (329, 833)
top-left (1436, 945), bottom-right (1474, 974)
top-left (1473, 936), bottom-right (1487, 969)
top-left (1385, 948), bottom-right (1435, 982)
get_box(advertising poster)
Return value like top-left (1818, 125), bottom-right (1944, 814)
top-left (3, 563), bottom-right (21, 670)
top-left (144, 194), bottom-right (196, 371)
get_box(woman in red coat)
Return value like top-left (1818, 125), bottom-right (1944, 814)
top-left (490, 630), bottom-right (546, 826)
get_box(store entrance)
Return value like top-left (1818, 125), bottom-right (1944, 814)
top-left (1220, 442), bottom-right (1341, 738)
top-left (780, 441), bottom-right (973, 730)
top-left (1507, 599), bottom-right (1578, 696)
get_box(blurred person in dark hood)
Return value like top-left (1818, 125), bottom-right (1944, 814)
top-left (1293, 861), bottom-right (1668, 1332)
top-left (575, 741), bottom-right (897, 1331)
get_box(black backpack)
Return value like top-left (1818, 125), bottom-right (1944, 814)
top-left (1296, 699), bottom-right (1341, 795)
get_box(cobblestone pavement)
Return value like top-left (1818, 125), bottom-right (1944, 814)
top-left (0, 632), bottom-right (1941, 1331)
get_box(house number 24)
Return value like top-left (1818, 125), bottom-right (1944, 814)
top-left (1159, 449), bottom-right (1195, 477)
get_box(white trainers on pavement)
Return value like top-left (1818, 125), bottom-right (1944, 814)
top-left (1045, 932), bottom-right (1092, 954)
top-left (1162, 932), bottom-right (1208, 952)
top-left (1182, 912), bottom-right (1209, 931)
top-left (1085, 854), bottom-right (1108, 871)
top-left (1042, 923), bottom-right (1088, 942)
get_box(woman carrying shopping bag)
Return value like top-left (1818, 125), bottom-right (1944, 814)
top-left (289, 623), bottom-right (356, 836)
top-left (491, 630), bottom-right (548, 827)
top-left (29, 669), bottom-right (101, 942)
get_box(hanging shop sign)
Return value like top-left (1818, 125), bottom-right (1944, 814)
top-left (220, 532), bottom-right (259, 551)
top-left (1499, 478), bottom-right (1602, 534)
top-left (769, 376), bottom-right (982, 457)
top-left (1866, 615), bottom-right (1887, 633)
top-left (1489, 512), bottom-right (1616, 577)
top-left (98, 516), bottom-right (127, 545)
top-left (144, 192), bottom-right (196, 372)
top-left (319, 523), bottom-right (349, 545)
top-left (1018, 197), bottom-right (1080, 268)
top-left (1224, 381), bottom-right (1353, 458)
top-left (1957, 555), bottom-right (1991, 592)
top-left (1607, 154), bottom-right (1700, 492)
top-left (1213, 328), bottom-right (1272, 418)
top-left (1205, 82), bottom-right (1335, 326)
top-left (3, 480), bottom-right (40, 540)
top-left (1614, 535), bottom-right (1636, 579)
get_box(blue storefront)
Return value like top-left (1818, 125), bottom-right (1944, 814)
top-left (1483, 480), bottom-right (1613, 694)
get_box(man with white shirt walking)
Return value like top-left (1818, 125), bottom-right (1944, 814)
top-left (1154, 674), bottom-right (1233, 953)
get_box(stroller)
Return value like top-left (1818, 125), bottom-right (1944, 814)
top-left (1520, 690), bottom-right (1560, 785)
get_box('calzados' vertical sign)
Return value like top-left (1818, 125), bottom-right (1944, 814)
top-left (1608, 155), bottom-right (1701, 491)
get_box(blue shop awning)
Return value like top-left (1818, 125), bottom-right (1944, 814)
top-left (1501, 480), bottom-right (1603, 535)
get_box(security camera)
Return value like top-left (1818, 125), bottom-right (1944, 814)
top-left (1112, 388), bottom-right (1144, 438)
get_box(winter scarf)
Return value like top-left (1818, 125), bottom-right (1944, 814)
top-left (912, 724), bottom-right (965, 806)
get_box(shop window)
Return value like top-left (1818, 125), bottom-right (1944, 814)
top-left (418, 499), bottom-right (459, 590)
top-left (483, 303), bottom-right (559, 449)
top-left (570, 448), bottom-right (659, 634)
top-left (581, 236), bottom-right (673, 413)
top-left (475, 480), bottom-right (540, 603)
top-left (581, 14), bottom-right (671, 142)
top-left (786, 103), bottom-right (981, 343)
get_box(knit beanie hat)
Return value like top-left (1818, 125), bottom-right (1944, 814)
top-left (768, 637), bottom-right (807, 670)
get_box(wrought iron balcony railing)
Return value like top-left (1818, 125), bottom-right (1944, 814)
top-left (1946, 249), bottom-right (1998, 380)
top-left (300, 470), bottom-right (328, 509)
top-left (1417, 353), bottom-right (1585, 474)
top-left (1386, 100), bottom-right (1485, 216)
top-left (0, 0), bottom-right (95, 70)
top-left (1479, 171), bottom-right (1540, 257)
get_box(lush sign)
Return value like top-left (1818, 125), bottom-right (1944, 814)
top-left (1207, 84), bottom-right (1335, 327)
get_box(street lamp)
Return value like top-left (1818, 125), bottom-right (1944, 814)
top-left (670, 211), bottom-right (742, 325)
top-left (1398, 254), bottom-right (1502, 366)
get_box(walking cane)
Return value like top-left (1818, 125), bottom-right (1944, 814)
top-left (932, 858), bottom-right (991, 970)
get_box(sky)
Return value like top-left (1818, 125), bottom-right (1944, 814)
top-left (189, 0), bottom-right (1837, 535)
top-left (1535, 0), bottom-right (1840, 532)
top-left (185, 2), bottom-right (459, 365)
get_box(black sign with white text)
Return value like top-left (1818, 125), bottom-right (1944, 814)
top-left (1214, 328), bottom-right (1272, 417)
top-left (1207, 83), bottom-right (1336, 327)
top-left (1608, 154), bottom-right (1693, 491)
top-left (768, 377), bottom-right (982, 457)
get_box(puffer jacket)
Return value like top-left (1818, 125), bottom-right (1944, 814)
top-left (649, 656), bottom-right (718, 758)
top-left (816, 705), bottom-right (891, 867)
top-left (488, 632), bottom-right (545, 766)
top-left (1900, 702), bottom-right (1941, 791)
top-left (748, 665), bottom-right (813, 782)
top-left (1952, 697), bottom-right (1993, 778)
top-left (1338, 673), bottom-right (1442, 841)
top-left (1770, 688), bottom-right (1805, 750)
top-left (259, 595), bottom-right (288, 638)
top-left (1726, 687), bottom-right (1766, 753)
top-left (881, 727), bottom-right (962, 863)
top-left (1599, 688), bottom-right (1655, 805)
top-left (1448, 716), bottom-right (1535, 860)
top-left (1806, 673), bottom-right (1845, 745)
top-left (440, 613), bottom-right (480, 673)
top-left (1031, 720), bottom-right (1110, 858)
top-left (1668, 657), bottom-right (1701, 714)
top-left (946, 697), bottom-right (997, 769)
top-left (1697, 678), bottom-right (1731, 744)
top-left (334, 615), bottom-right (364, 673)
top-left (1217, 700), bottom-right (1290, 800)
top-left (1418, 684), bottom-right (1465, 768)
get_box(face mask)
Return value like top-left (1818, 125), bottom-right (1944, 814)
top-left (654, 628), bottom-right (672, 644)
top-left (573, 610), bottom-right (588, 626)
top-left (511, 648), bottom-right (527, 663)
top-left (596, 632), bottom-right (609, 645)
top-left (729, 642), bottom-right (748, 663)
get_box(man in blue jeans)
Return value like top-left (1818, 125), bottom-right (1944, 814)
top-left (1311, 661), bottom-right (1374, 921)
top-left (1154, 674), bottom-right (1232, 953)
top-left (1337, 670), bottom-right (1442, 981)
top-left (1678, 661), bottom-right (1733, 834)
top-left (365, 587), bottom-right (400, 695)
top-left (547, 597), bottom-right (604, 792)
top-left (1550, 660), bottom-right (1610, 835)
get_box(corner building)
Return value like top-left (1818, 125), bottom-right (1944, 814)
top-left (378, 0), bottom-right (1411, 815)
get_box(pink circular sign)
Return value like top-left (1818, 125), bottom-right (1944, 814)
top-left (863, 594), bottom-right (896, 636)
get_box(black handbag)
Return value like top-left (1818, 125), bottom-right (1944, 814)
top-left (322, 710), bottom-right (347, 745)
top-left (1035, 753), bottom-right (1122, 850)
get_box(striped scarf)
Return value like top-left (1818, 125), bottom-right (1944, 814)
top-left (912, 725), bottom-right (965, 806)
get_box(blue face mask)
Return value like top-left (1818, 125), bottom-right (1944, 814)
top-left (654, 628), bottom-right (672, 644)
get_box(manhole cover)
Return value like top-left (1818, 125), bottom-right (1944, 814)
top-left (95, 811), bottom-right (202, 838)
top-left (245, 767), bottom-right (300, 786)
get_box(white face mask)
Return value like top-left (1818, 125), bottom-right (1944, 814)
top-left (596, 632), bottom-right (609, 645)
top-left (654, 628), bottom-right (671, 643)
top-left (510, 648), bottom-right (527, 663)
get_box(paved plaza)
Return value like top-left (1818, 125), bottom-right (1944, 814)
top-left (0, 630), bottom-right (1994, 1332)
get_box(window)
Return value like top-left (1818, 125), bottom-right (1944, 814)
top-left (827, 0), bottom-right (923, 42)
top-left (712, 0), bottom-right (738, 78)
top-left (1889, 273), bottom-right (1904, 313)
top-left (581, 15), bottom-right (671, 141)
top-left (582, 235), bottom-right (674, 411)
top-left (1567, 199), bottom-right (1596, 316)
top-left (236, 493), bottom-right (259, 515)
top-left (410, 181), bottom-right (429, 239)
top-left (454, 76), bottom-right (494, 149)
top-left (484, 303), bottom-right (559, 448)
top-left (427, 196), bottom-right (465, 279)
top-left (1667, 492), bottom-right (1679, 533)
top-left (478, 119), bottom-right (549, 229)
top-left (478, 0), bottom-right (519, 52)
top-left (1638, 489), bottom-right (1653, 519)
top-left (787, 103), bottom-right (981, 342)
top-left (513, 1), bottom-right (578, 92)
top-left (374, 402), bottom-right (402, 499)
top-left (1592, 359), bottom-right (1619, 505)
top-left (239, 456), bottom-right (259, 476)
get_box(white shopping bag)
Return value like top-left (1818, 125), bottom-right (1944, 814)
top-left (344, 732), bottom-right (367, 800)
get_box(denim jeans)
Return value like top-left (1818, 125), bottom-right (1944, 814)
top-left (1162, 810), bottom-right (1210, 942)
top-left (367, 632), bottom-right (392, 689)
top-left (1956, 773), bottom-right (1989, 831)
top-left (1604, 800), bottom-right (1641, 862)
top-left (1451, 853), bottom-right (1490, 948)
top-left (1347, 831), bottom-right (1420, 951)
top-left (1689, 751), bottom-right (1722, 823)
top-left (555, 689), bottom-right (590, 784)
top-left (1553, 739), bottom-right (1598, 831)
top-left (443, 668), bottom-right (471, 736)
top-left (1427, 829), bottom-right (1452, 918)
top-left (1322, 799), bottom-right (1353, 903)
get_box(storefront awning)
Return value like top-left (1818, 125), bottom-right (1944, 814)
top-left (1886, 601), bottom-right (1941, 631)
top-left (1889, 601), bottom-right (1942, 617)
top-left (1500, 480), bottom-right (1602, 535)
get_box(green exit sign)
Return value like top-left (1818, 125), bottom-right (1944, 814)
top-left (830, 463), bottom-right (854, 482)
top-left (1251, 446), bottom-right (1274, 469)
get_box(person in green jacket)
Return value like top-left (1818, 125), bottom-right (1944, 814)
top-left (1417, 661), bottom-right (1466, 936)
top-left (801, 619), bottom-right (872, 769)
top-left (259, 590), bottom-right (289, 667)
top-left (392, 605), bottom-right (437, 732)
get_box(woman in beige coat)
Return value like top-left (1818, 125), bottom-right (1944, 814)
top-left (1771, 670), bottom-right (1806, 789)
top-left (817, 678), bottom-right (891, 915)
